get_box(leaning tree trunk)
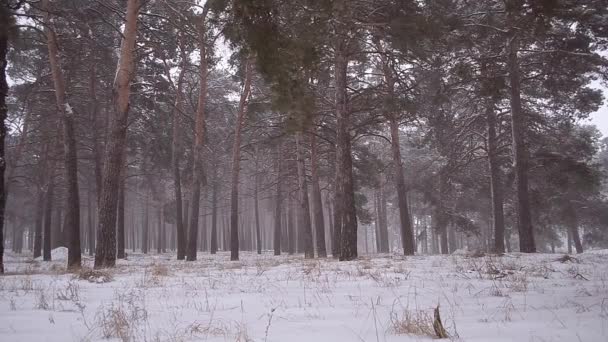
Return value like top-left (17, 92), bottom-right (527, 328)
top-left (388, 116), bottom-right (415, 255)
top-left (229, 57), bottom-right (253, 261)
top-left (44, 2), bottom-right (81, 269)
top-left (94, 0), bottom-right (140, 268)
top-left (310, 132), bottom-right (327, 257)
top-left (295, 132), bottom-right (314, 259)
top-left (273, 144), bottom-right (282, 256)
top-left (334, 1), bottom-right (358, 260)
top-left (507, 8), bottom-right (536, 253)
top-left (187, 7), bottom-right (210, 261)
top-left (486, 94), bottom-right (506, 253)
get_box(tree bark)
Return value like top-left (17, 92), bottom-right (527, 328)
top-left (33, 189), bottom-right (44, 259)
top-left (44, 0), bottom-right (81, 269)
top-left (187, 7), bottom-right (210, 261)
top-left (486, 94), bottom-right (506, 253)
top-left (229, 57), bottom-right (253, 261)
top-left (567, 203), bottom-right (583, 253)
top-left (507, 6), bottom-right (536, 253)
top-left (94, 0), bottom-right (141, 268)
top-left (116, 174), bottom-right (125, 259)
top-left (310, 132), bottom-right (327, 257)
top-left (142, 192), bottom-right (149, 254)
top-left (0, 5), bottom-right (10, 272)
top-left (210, 164), bottom-right (218, 254)
top-left (171, 50), bottom-right (187, 260)
top-left (254, 152), bottom-right (262, 254)
top-left (334, 1), bottom-right (358, 260)
top-left (43, 173), bottom-right (54, 261)
top-left (295, 132), bottom-right (314, 258)
top-left (87, 188), bottom-right (94, 256)
top-left (378, 183), bottom-right (389, 253)
top-left (388, 117), bottom-right (415, 255)
top-left (273, 144), bottom-right (282, 256)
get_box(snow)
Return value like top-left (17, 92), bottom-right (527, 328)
top-left (33, 247), bottom-right (68, 261)
top-left (64, 103), bottom-right (74, 116)
top-left (1, 251), bottom-right (607, 341)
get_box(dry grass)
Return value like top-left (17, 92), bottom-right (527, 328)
top-left (389, 308), bottom-right (436, 337)
top-left (78, 268), bottom-right (113, 283)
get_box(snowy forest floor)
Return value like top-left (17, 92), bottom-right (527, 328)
top-left (1, 250), bottom-right (607, 342)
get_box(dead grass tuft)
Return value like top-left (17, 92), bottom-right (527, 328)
top-left (78, 268), bottom-right (113, 283)
top-left (389, 309), bottom-right (436, 337)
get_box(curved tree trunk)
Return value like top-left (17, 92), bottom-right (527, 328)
top-left (94, 0), bottom-right (141, 268)
top-left (229, 57), bottom-right (253, 261)
top-left (295, 132), bottom-right (314, 259)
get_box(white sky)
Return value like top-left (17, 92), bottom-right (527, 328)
top-left (589, 85), bottom-right (608, 137)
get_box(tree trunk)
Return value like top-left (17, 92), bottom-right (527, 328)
top-left (44, 0), bottom-right (81, 269)
top-left (310, 133), bottom-right (327, 257)
top-left (1, 5), bottom-right (11, 272)
top-left (95, 0), bottom-right (140, 268)
top-left (116, 175), bottom-right (125, 259)
top-left (33, 189), bottom-right (44, 258)
top-left (388, 117), bottom-right (415, 255)
top-left (142, 193), bottom-right (149, 254)
top-left (486, 94), bottom-right (506, 253)
top-left (254, 154), bottom-right (262, 254)
top-left (229, 57), bottom-right (253, 261)
top-left (334, 2), bottom-right (358, 260)
top-left (157, 202), bottom-right (162, 254)
top-left (507, 7), bottom-right (536, 253)
top-left (171, 53), bottom-right (187, 260)
top-left (378, 183), bottom-right (390, 253)
top-left (187, 7), bottom-right (211, 261)
top-left (287, 199), bottom-right (295, 254)
top-left (274, 144), bottom-right (282, 256)
top-left (210, 165), bottom-right (218, 254)
top-left (567, 203), bottom-right (583, 253)
top-left (295, 132), bottom-right (314, 258)
top-left (43, 174), bottom-right (54, 261)
top-left (87, 189), bottom-right (94, 256)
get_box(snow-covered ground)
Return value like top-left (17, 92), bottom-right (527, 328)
top-left (1, 249), bottom-right (607, 342)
